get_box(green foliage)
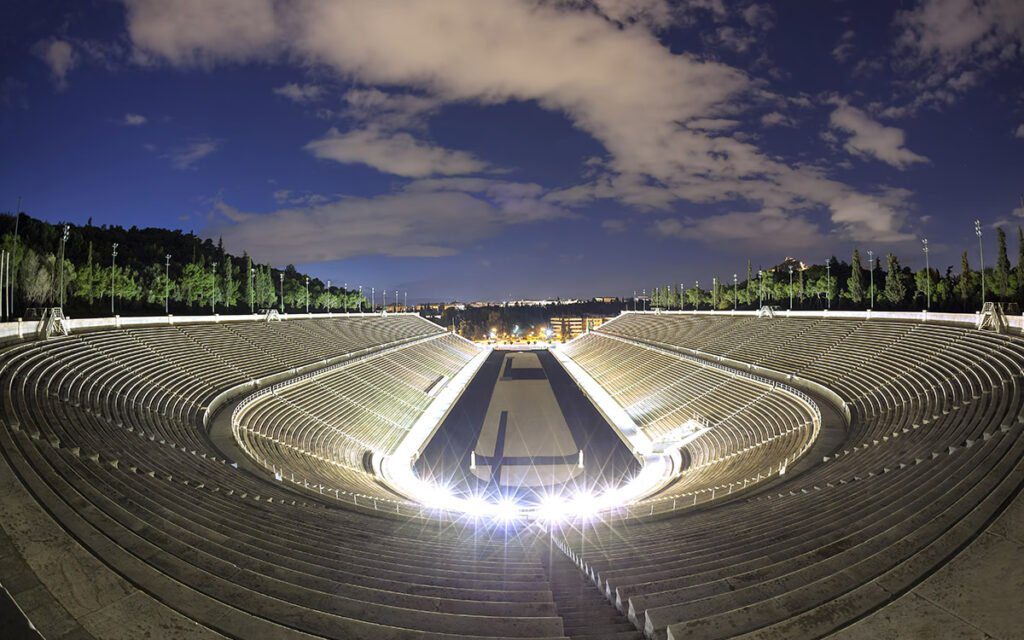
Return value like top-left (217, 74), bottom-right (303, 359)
top-left (883, 253), bottom-right (908, 307)
top-left (846, 249), bottom-right (865, 304)
top-left (995, 227), bottom-right (1013, 299)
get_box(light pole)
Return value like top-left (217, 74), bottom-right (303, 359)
top-left (632, 290), bottom-right (636, 312)
top-left (249, 267), bottom-right (255, 313)
top-left (358, 285), bottom-right (363, 312)
top-left (758, 270), bottom-right (763, 307)
top-left (975, 220), bottom-right (985, 306)
top-left (344, 282), bottom-right (348, 312)
top-left (867, 249), bottom-right (874, 309)
top-left (712, 276), bottom-right (718, 310)
top-left (326, 280), bottom-right (331, 314)
top-left (165, 254), bottom-right (172, 314)
top-left (404, 291), bottom-right (407, 312)
top-left (733, 273), bottom-right (738, 309)
top-left (305, 276), bottom-right (310, 314)
top-left (922, 238), bottom-right (930, 310)
top-left (788, 266), bottom-right (794, 310)
top-left (825, 260), bottom-right (831, 310)
top-left (279, 273), bottom-right (284, 312)
top-left (694, 281), bottom-right (700, 311)
top-left (211, 263), bottom-right (217, 314)
top-left (58, 225), bottom-right (69, 312)
top-left (642, 289), bottom-right (646, 312)
top-left (371, 287), bottom-right (375, 312)
top-left (110, 242), bottom-right (118, 315)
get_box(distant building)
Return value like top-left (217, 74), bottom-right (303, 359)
top-left (549, 316), bottom-right (609, 341)
top-left (593, 296), bottom-right (619, 303)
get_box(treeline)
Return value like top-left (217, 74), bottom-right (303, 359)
top-left (648, 234), bottom-right (1022, 313)
top-left (0, 212), bottom-right (367, 318)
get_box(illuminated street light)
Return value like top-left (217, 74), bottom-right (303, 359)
top-left (249, 266), bottom-right (254, 314)
top-left (166, 254), bottom-right (172, 314)
top-left (825, 260), bottom-right (831, 310)
top-left (733, 273), bottom-right (738, 309)
top-left (279, 273), bottom-right (284, 312)
top-left (211, 263), bottom-right (217, 314)
top-left (305, 276), bottom-right (310, 314)
top-left (788, 266), bottom-right (794, 310)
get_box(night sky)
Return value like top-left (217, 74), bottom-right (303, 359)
top-left (1, 0), bottom-right (1023, 301)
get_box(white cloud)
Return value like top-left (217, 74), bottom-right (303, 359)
top-left (121, 0), bottom-right (921, 245)
top-left (34, 39), bottom-right (77, 90)
top-left (1014, 124), bottom-right (1024, 138)
top-left (892, 0), bottom-right (1024, 111)
top-left (165, 138), bottom-right (221, 169)
top-left (829, 101), bottom-right (929, 169)
top-left (205, 183), bottom-right (565, 264)
top-left (654, 209), bottom-right (825, 250)
top-left (741, 4), bottom-right (775, 30)
top-left (602, 219), bottom-right (628, 233)
top-left (760, 111), bottom-right (795, 127)
top-left (273, 82), bottom-right (323, 102)
top-left (122, 113), bottom-right (147, 126)
top-left (305, 127), bottom-right (488, 178)
top-left (403, 177), bottom-right (572, 223)
top-left (832, 30), bottom-right (856, 62)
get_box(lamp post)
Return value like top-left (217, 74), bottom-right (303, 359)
top-left (758, 270), bottom-right (763, 307)
top-left (788, 266), bottom-right (794, 310)
top-left (165, 254), bottom-right (172, 314)
top-left (867, 249), bottom-right (874, 309)
top-left (825, 260), bottom-right (831, 310)
top-left (111, 242), bottom-right (118, 315)
top-left (305, 276), bottom-right (310, 314)
top-left (694, 280), bottom-right (700, 311)
top-left (922, 238), bottom-right (930, 310)
top-left (326, 280), bottom-right (331, 314)
top-left (712, 276), bottom-right (718, 310)
top-left (249, 267), bottom-right (255, 314)
top-left (279, 273), bottom-right (284, 312)
top-left (371, 287), bottom-right (375, 312)
top-left (344, 282), bottom-right (348, 312)
top-left (404, 291), bottom-right (407, 312)
top-left (358, 285), bottom-right (363, 312)
top-left (58, 225), bottom-right (69, 312)
top-left (211, 263), bottom-right (217, 314)
top-left (733, 273), bottom-right (738, 309)
top-left (975, 220), bottom-right (985, 306)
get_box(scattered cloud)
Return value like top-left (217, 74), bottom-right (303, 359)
top-left (273, 82), bottom-right (323, 102)
top-left (741, 4), bottom-right (775, 30)
top-left (760, 111), bottom-right (795, 127)
top-left (1015, 124), bottom-right (1024, 138)
top-left (654, 209), bottom-right (825, 250)
top-left (602, 219), bottom-right (628, 233)
top-left (34, 39), bottom-right (77, 90)
top-left (832, 30), bottom-right (856, 62)
top-left (828, 100), bottom-right (929, 169)
top-left (165, 138), bottom-right (221, 169)
top-left (121, 0), bottom-right (926, 245)
top-left (122, 113), bottom-right (147, 126)
top-left (304, 127), bottom-right (489, 178)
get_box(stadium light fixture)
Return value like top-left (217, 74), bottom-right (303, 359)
top-left (922, 239), bottom-right (930, 310)
top-left (788, 266), bottom-right (793, 310)
top-left (58, 224), bottom-right (69, 312)
top-left (867, 250), bottom-right (873, 309)
top-left (733, 273), bottom-right (738, 309)
top-left (825, 260), bottom-right (831, 310)
top-left (111, 242), bottom-right (118, 314)
top-left (326, 279), bottom-right (331, 313)
top-left (975, 220), bottom-right (985, 306)
top-left (211, 263), bottom-right (217, 314)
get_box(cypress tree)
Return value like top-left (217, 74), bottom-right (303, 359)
top-left (883, 253), bottom-right (907, 307)
top-left (959, 250), bottom-right (972, 310)
top-left (995, 227), bottom-right (1011, 299)
top-left (847, 249), bottom-right (865, 305)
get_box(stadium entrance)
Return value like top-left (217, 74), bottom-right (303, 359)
top-left (415, 349), bottom-right (639, 505)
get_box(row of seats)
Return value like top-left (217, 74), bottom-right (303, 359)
top-left (0, 316), bottom-right (570, 639)
top-left (561, 332), bottom-right (818, 510)
top-left (235, 333), bottom-right (480, 502)
top-left (554, 313), bottom-right (1024, 639)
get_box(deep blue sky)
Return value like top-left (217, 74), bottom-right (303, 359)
top-left (1, 0), bottom-right (1022, 301)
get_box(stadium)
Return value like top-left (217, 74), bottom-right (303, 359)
top-left (1, 306), bottom-right (1020, 639)
top-left (4, 1), bottom-right (1024, 638)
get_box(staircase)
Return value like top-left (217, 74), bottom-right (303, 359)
top-left (544, 545), bottom-right (643, 640)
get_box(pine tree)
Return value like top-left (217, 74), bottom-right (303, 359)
top-left (883, 253), bottom-right (907, 306)
top-left (847, 249), bottom-right (865, 305)
top-left (995, 227), bottom-right (1012, 300)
